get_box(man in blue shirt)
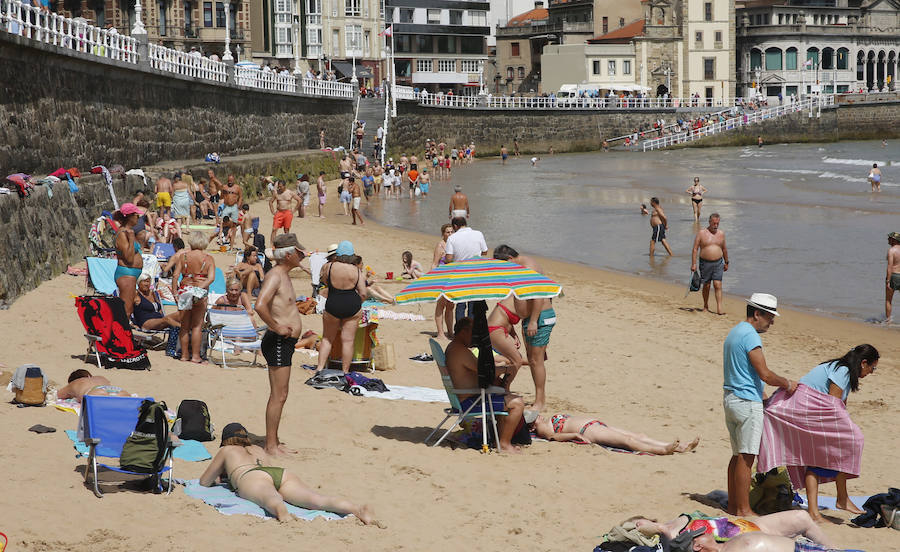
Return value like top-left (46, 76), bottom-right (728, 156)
top-left (723, 293), bottom-right (796, 516)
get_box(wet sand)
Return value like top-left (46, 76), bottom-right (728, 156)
top-left (0, 186), bottom-right (898, 551)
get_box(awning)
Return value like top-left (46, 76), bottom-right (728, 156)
top-left (330, 61), bottom-right (374, 79)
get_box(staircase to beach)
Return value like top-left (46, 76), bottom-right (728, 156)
top-left (355, 95), bottom-right (387, 158)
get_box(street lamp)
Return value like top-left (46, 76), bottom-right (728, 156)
top-left (222, 2), bottom-right (233, 61)
top-left (351, 31), bottom-right (358, 88)
top-left (132, 0), bottom-right (147, 35)
top-left (293, 14), bottom-right (301, 75)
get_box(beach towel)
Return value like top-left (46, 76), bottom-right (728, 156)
top-left (181, 479), bottom-right (345, 521)
top-left (75, 295), bottom-right (151, 370)
top-left (758, 384), bottom-right (863, 490)
top-left (65, 430), bottom-right (212, 461)
top-left (349, 384), bottom-right (448, 403)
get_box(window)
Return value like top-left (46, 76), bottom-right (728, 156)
top-left (307, 0), bottom-right (320, 14)
top-left (460, 36), bottom-right (483, 54)
top-left (506, 67), bottom-right (513, 79)
top-left (821, 48), bottom-right (834, 70)
top-left (714, 31), bottom-right (722, 44)
top-left (438, 59), bottom-right (455, 72)
top-left (363, 0), bottom-right (368, 18)
top-left (806, 47), bottom-right (819, 67)
top-left (427, 9), bottom-right (440, 24)
top-left (398, 8), bottom-right (413, 22)
top-left (307, 27), bottom-right (322, 57)
top-left (469, 10), bottom-right (486, 27)
top-left (623, 60), bottom-right (631, 75)
top-left (395, 35), bottom-right (411, 52)
top-left (395, 59), bottom-right (411, 77)
top-left (344, 0), bottom-right (359, 17)
top-left (602, 16), bottom-right (608, 34)
top-left (460, 59), bottom-right (480, 72)
top-left (363, 30), bottom-right (370, 56)
top-left (592, 60), bottom-right (600, 74)
top-left (704, 58), bottom-right (715, 80)
top-left (184, 1), bottom-right (192, 28)
top-left (417, 59), bottom-right (433, 72)
top-left (345, 24), bottom-right (362, 55)
top-left (215, 1), bottom-right (225, 27)
top-left (750, 49), bottom-right (762, 69)
top-left (704, 2), bottom-right (712, 21)
top-left (517, 66), bottom-right (525, 79)
top-left (332, 28), bottom-right (340, 55)
top-left (785, 47), bottom-right (797, 70)
top-left (765, 48), bottom-right (782, 70)
top-left (332, 0), bottom-right (337, 16)
top-left (607, 60), bottom-right (616, 75)
top-left (837, 48), bottom-right (849, 70)
top-left (416, 35), bottom-right (433, 53)
top-left (159, 1), bottom-right (166, 35)
top-left (705, 86), bottom-right (713, 99)
top-left (449, 10), bottom-right (462, 24)
top-left (511, 42), bottom-right (520, 57)
top-left (203, 2), bottom-right (212, 27)
top-left (695, 31), bottom-right (702, 46)
top-left (619, 17), bottom-right (624, 27)
top-left (786, 86), bottom-right (798, 96)
top-left (437, 35), bottom-right (456, 54)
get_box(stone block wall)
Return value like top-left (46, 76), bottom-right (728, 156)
top-left (0, 32), bottom-right (352, 177)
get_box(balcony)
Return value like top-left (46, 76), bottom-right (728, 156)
top-left (496, 20), bottom-right (592, 37)
top-left (413, 70), bottom-right (478, 84)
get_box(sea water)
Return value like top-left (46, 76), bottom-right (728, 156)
top-left (365, 140), bottom-right (900, 322)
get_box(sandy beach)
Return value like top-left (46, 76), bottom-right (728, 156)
top-left (1, 184), bottom-right (898, 551)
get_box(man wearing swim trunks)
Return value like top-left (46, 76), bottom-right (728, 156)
top-left (691, 213), bottom-right (728, 314)
top-left (649, 197), bottom-right (673, 256)
top-left (317, 171), bottom-right (327, 218)
top-left (268, 180), bottom-right (300, 245)
top-left (220, 174), bottom-right (243, 223)
top-left (884, 232), bottom-right (900, 322)
top-left (207, 169), bottom-right (222, 221)
top-left (723, 293), bottom-right (796, 517)
top-left (449, 184), bottom-right (469, 219)
top-left (155, 175), bottom-right (172, 217)
top-left (255, 233), bottom-right (306, 456)
top-left (500, 145), bottom-right (508, 164)
top-left (349, 176), bottom-right (365, 225)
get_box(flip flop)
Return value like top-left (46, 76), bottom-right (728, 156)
top-left (28, 424), bottom-right (56, 434)
top-left (523, 410), bottom-right (539, 424)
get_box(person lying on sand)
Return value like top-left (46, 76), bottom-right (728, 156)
top-left (530, 414), bottom-right (699, 455)
top-left (633, 510), bottom-right (836, 551)
top-left (57, 369), bottom-right (131, 402)
top-left (199, 423), bottom-right (375, 524)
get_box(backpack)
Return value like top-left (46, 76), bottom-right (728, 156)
top-left (173, 399), bottom-right (215, 441)
top-left (749, 466), bottom-right (794, 514)
top-left (120, 400), bottom-right (171, 475)
top-left (12, 364), bottom-right (47, 406)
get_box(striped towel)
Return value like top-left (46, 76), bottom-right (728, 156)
top-left (758, 384), bottom-right (863, 490)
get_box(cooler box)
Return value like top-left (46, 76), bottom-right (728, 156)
top-left (327, 322), bottom-right (377, 371)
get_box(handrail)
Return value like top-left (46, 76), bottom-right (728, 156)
top-left (412, 94), bottom-right (755, 110)
top-left (149, 43), bottom-right (226, 82)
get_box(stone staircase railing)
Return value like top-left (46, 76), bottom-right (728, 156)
top-left (415, 94), bottom-right (753, 110)
top-left (641, 95), bottom-right (835, 151)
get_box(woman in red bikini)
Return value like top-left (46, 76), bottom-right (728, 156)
top-left (487, 295), bottom-right (528, 380)
top-left (530, 413), bottom-right (700, 455)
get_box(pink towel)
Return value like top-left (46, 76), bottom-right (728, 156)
top-left (758, 384), bottom-right (863, 489)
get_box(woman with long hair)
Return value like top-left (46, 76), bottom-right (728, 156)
top-left (432, 223), bottom-right (454, 339)
top-left (315, 241), bottom-right (366, 373)
top-left (171, 232), bottom-right (215, 363)
top-left (758, 344), bottom-right (879, 522)
top-left (113, 203), bottom-right (144, 318)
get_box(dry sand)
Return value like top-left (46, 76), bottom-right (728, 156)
top-left (1, 183), bottom-right (898, 552)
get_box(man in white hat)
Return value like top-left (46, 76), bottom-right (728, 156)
top-left (723, 293), bottom-right (796, 517)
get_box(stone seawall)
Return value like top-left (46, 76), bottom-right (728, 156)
top-left (0, 151), bottom-right (338, 305)
top-left (0, 31), bottom-right (352, 177)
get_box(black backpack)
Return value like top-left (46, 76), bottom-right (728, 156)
top-left (120, 400), bottom-right (171, 475)
top-left (173, 399), bottom-right (215, 442)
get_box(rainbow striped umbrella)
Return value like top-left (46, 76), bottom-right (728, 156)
top-left (394, 257), bottom-right (562, 305)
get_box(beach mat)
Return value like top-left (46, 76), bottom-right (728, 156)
top-left (65, 430), bottom-right (212, 461)
top-left (181, 479), bottom-right (346, 521)
top-left (185, 224), bottom-right (217, 231)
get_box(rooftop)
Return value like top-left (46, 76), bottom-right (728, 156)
top-left (587, 19), bottom-right (645, 43)
top-left (504, 7), bottom-right (549, 27)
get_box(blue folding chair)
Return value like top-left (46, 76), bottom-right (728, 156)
top-left (207, 308), bottom-right (266, 368)
top-left (79, 395), bottom-right (175, 497)
top-left (152, 242), bottom-right (176, 262)
top-left (85, 257), bottom-right (119, 295)
top-left (210, 267), bottom-right (226, 295)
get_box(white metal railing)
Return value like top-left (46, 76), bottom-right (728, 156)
top-left (1, 0), bottom-right (137, 63)
top-left (394, 85), bottom-right (415, 100)
top-left (413, 94), bottom-right (752, 110)
top-left (234, 66), bottom-right (297, 93)
top-left (148, 43), bottom-right (226, 82)
top-left (642, 95), bottom-right (835, 151)
top-left (301, 78), bottom-right (355, 98)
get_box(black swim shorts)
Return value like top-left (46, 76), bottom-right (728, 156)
top-left (699, 258), bottom-right (725, 283)
top-left (261, 330), bottom-right (298, 367)
top-left (651, 225), bottom-right (667, 242)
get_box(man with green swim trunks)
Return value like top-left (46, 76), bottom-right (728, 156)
top-left (885, 232), bottom-right (900, 323)
top-left (493, 245), bottom-right (556, 413)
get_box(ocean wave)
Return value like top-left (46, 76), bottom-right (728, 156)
top-left (749, 168), bottom-right (819, 175)
top-left (817, 172), bottom-right (867, 183)
top-left (821, 157), bottom-right (886, 166)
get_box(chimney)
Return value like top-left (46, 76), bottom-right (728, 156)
top-left (534, 0), bottom-right (543, 8)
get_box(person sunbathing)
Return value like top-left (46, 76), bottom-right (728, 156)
top-left (234, 247), bottom-right (265, 296)
top-left (133, 273), bottom-right (182, 331)
top-left (633, 510), bottom-right (837, 551)
top-left (215, 278), bottom-right (257, 328)
top-left (199, 423), bottom-right (375, 524)
top-left (57, 369), bottom-right (131, 402)
top-left (530, 414), bottom-right (699, 455)
top-left (361, 263), bottom-right (395, 304)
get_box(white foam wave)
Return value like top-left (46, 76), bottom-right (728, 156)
top-left (749, 168), bottom-right (819, 175)
top-left (817, 172), bottom-right (867, 183)
top-left (821, 157), bottom-right (886, 166)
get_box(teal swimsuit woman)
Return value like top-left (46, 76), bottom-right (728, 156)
top-left (115, 239), bottom-right (143, 281)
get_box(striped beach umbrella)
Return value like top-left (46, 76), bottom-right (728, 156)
top-left (394, 257), bottom-right (562, 305)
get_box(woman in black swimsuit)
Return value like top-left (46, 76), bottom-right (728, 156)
top-left (132, 273), bottom-right (182, 330)
top-left (315, 241), bottom-right (367, 373)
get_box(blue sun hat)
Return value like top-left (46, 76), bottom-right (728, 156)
top-left (336, 240), bottom-right (355, 256)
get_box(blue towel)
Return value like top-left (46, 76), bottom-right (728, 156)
top-left (804, 494), bottom-right (871, 512)
top-left (86, 257), bottom-right (119, 295)
top-left (182, 479), bottom-right (346, 521)
top-left (65, 430), bottom-right (212, 461)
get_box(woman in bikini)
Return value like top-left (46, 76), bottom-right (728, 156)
top-left (113, 203), bottom-right (144, 318)
top-left (432, 223), bottom-right (454, 339)
top-left (199, 423), bottom-right (375, 524)
top-left (316, 241), bottom-right (367, 373)
top-left (686, 177), bottom-right (708, 223)
top-left (171, 232), bottom-right (215, 363)
top-left (487, 295), bottom-right (528, 379)
top-left (530, 413), bottom-right (700, 455)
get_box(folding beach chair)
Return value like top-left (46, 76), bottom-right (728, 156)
top-left (85, 257), bottom-right (119, 295)
top-left (75, 296), bottom-right (151, 370)
top-left (210, 267), bottom-right (226, 295)
top-left (152, 242), bottom-right (176, 263)
top-left (424, 338), bottom-right (506, 449)
top-left (79, 395), bottom-right (175, 498)
top-left (207, 308), bottom-right (266, 368)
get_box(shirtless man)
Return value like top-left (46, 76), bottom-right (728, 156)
top-left (57, 369), bottom-right (131, 402)
top-left (207, 169), bottom-right (222, 222)
top-left (649, 197), bottom-right (673, 256)
top-left (317, 171), bottom-right (327, 218)
top-left (513, 138), bottom-right (521, 157)
top-left (220, 175), bottom-right (243, 223)
top-left (691, 213), bottom-right (729, 314)
top-left (885, 231), bottom-right (900, 322)
top-left (445, 317), bottom-right (525, 453)
top-left (868, 163), bottom-right (882, 192)
top-left (348, 176), bottom-right (365, 225)
top-left (686, 177), bottom-right (708, 222)
top-left (500, 145), bottom-right (509, 165)
top-left (409, 153), bottom-right (419, 171)
top-left (449, 184), bottom-right (470, 219)
top-left (635, 510), bottom-right (835, 552)
top-left (155, 176), bottom-right (173, 217)
top-left (268, 180), bottom-right (300, 244)
top-left (254, 233), bottom-right (306, 456)
top-left (234, 246), bottom-right (265, 295)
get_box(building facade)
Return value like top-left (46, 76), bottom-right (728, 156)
top-left (386, 0), bottom-right (490, 94)
top-left (494, 1), bottom-right (549, 93)
top-left (736, 0), bottom-right (900, 98)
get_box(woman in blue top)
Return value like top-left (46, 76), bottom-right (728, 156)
top-left (113, 203), bottom-right (144, 318)
top-left (759, 344), bottom-right (879, 522)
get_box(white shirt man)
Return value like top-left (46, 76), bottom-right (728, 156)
top-left (445, 220), bottom-right (487, 262)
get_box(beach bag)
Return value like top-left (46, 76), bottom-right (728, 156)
top-left (304, 370), bottom-right (348, 391)
top-left (173, 399), bottom-right (215, 441)
top-left (120, 400), bottom-right (170, 474)
top-left (749, 467), bottom-right (793, 514)
top-left (345, 371), bottom-right (389, 393)
top-left (13, 365), bottom-right (46, 406)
